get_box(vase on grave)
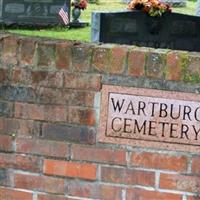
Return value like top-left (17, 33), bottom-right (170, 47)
top-left (72, 7), bottom-right (81, 22)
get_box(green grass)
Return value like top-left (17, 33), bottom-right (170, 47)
top-left (6, 0), bottom-right (197, 42)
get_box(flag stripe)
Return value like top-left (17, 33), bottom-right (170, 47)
top-left (58, 4), bottom-right (69, 25)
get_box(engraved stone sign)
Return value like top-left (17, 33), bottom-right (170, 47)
top-left (99, 85), bottom-right (200, 153)
top-left (0, 0), bottom-right (70, 27)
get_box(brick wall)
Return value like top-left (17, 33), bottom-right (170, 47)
top-left (0, 33), bottom-right (200, 200)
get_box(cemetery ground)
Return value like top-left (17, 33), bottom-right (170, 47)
top-left (7, 0), bottom-right (197, 42)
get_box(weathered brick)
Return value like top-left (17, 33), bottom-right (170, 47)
top-left (71, 43), bottom-right (93, 72)
top-left (166, 52), bottom-right (183, 81)
top-left (15, 102), bottom-right (67, 122)
top-left (0, 101), bottom-right (13, 117)
top-left (11, 68), bottom-right (30, 85)
top-left (37, 42), bottom-right (55, 67)
top-left (20, 38), bottom-right (36, 66)
top-left (146, 52), bottom-right (166, 79)
top-left (68, 107), bottom-right (96, 126)
top-left (56, 42), bottom-right (72, 70)
top-left (64, 73), bottom-right (102, 91)
top-left (128, 49), bottom-right (146, 77)
top-left (101, 166), bottom-right (155, 186)
top-left (131, 152), bottom-right (187, 172)
top-left (68, 90), bottom-right (95, 107)
top-left (16, 138), bottom-right (69, 158)
top-left (16, 119), bottom-right (40, 137)
top-left (0, 117), bottom-right (19, 135)
top-left (67, 181), bottom-right (122, 200)
top-left (38, 194), bottom-right (73, 200)
top-left (0, 187), bottom-right (33, 200)
top-left (15, 102), bottom-right (45, 121)
top-left (126, 188), bottom-right (182, 200)
top-left (108, 46), bottom-right (127, 74)
top-left (2, 37), bottom-right (19, 65)
top-left (159, 173), bottom-right (200, 193)
top-left (31, 71), bottom-right (63, 88)
top-left (14, 173), bottom-right (65, 194)
top-left (44, 159), bottom-right (97, 180)
top-left (0, 68), bottom-right (9, 83)
top-left (0, 169), bottom-right (13, 187)
top-left (72, 144), bottom-right (126, 165)
top-left (0, 153), bottom-right (41, 172)
top-left (0, 135), bottom-right (13, 151)
top-left (42, 123), bottom-right (96, 144)
top-left (192, 157), bottom-right (200, 174)
top-left (92, 46), bottom-right (111, 73)
top-left (188, 54), bottom-right (200, 75)
top-left (0, 85), bottom-right (37, 103)
top-left (36, 87), bottom-right (65, 104)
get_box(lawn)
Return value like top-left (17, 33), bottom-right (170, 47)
top-left (7, 0), bottom-right (197, 42)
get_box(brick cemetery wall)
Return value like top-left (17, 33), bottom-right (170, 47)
top-left (0, 33), bottom-right (200, 200)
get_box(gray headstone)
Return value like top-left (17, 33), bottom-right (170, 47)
top-left (0, 0), bottom-right (71, 27)
top-left (91, 12), bottom-right (101, 42)
top-left (196, 0), bottom-right (200, 16)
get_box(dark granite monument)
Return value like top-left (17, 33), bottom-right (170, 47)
top-left (91, 11), bottom-right (200, 52)
top-left (0, 0), bottom-right (70, 27)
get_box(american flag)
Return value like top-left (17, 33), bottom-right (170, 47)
top-left (59, 3), bottom-right (69, 25)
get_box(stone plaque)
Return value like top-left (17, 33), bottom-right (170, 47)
top-left (99, 85), bottom-right (200, 152)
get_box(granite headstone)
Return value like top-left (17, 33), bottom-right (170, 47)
top-left (91, 11), bottom-right (200, 52)
top-left (0, 0), bottom-right (70, 27)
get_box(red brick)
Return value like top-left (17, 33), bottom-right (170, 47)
top-left (0, 135), bottom-right (13, 151)
top-left (11, 68), bottom-right (30, 85)
top-left (128, 49), bottom-right (146, 77)
top-left (14, 173), bottom-right (65, 194)
top-left (0, 187), bottom-right (33, 200)
top-left (44, 159), bottom-right (97, 180)
top-left (72, 144), bottom-right (126, 165)
top-left (16, 138), bottom-right (69, 158)
top-left (37, 87), bottom-right (66, 104)
top-left (37, 42), bottom-right (55, 67)
top-left (31, 71), bottom-right (63, 88)
top-left (160, 173), bottom-right (200, 193)
top-left (131, 152), bottom-right (187, 172)
top-left (15, 102), bottom-right (67, 122)
top-left (64, 73), bottom-right (102, 91)
top-left (56, 42), bottom-right (72, 70)
top-left (2, 37), bottom-right (19, 65)
top-left (15, 102), bottom-right (45, 120)
top-left (38, 194), bottom-right (74, 200)
top-left (108, 47), bottom-right (127, 74)
top-left (71, 43), bottom-right (93, 72)
top-left (92, 46), bottom-right (111, 73)
top-left (20, 38), bottom-right (36, 66)
top-left (68, 107), bottom-right (96, 126)
top-left (101, 166), bottom-right (155, 186)
top-left (126, 188), bottom-right (182, 200)
top-left (192, 157), bottom-right (200, 174)
top-left (0, 68), bottom-right (9, 83)
top-left (16, 119), bottom-right (40, 137)
top-left (68, 90), bottom-right (95, 107)
top-left (0, 117), bottom-right (19, 135)
top-left (166, 52), bottom-right (183, 81)
top-left (0, 153), bottom-right (41, 172)
top-left (68, 181), bottom-right (122, 200)
top-left (0, 168), bottom-right (13, 187)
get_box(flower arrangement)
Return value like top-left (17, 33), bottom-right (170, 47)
top-left (72, 0), bottom-right (88, 10)
top-left (128, 0), bottom-right (172, 17)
